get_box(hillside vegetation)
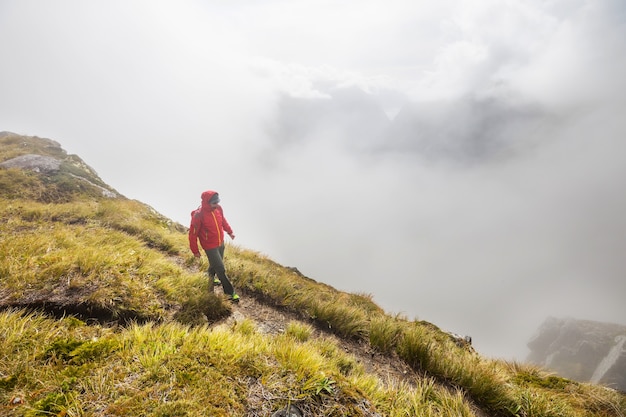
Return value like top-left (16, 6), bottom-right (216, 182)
top-left (1, 132), bottom-right (625, 417)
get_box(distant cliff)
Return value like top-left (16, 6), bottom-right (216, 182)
top-left (527, 317), bottom-right (626, 392)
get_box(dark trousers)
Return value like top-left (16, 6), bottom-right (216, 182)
top-left (204, 245), bottom-right (235, 296)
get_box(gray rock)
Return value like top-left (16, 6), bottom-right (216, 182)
top-left (272, 405), bottom-right (302, 417)
top-left (0, 154), bottom-right (61, 173)
top-left (0, 152), bottom-right (118, 198)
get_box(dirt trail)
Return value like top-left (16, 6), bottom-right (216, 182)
top-left (213, 288), bottom-right (490, 417)
top-left (214, 287), bottom-right (420, 387)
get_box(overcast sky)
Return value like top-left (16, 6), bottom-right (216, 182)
top-left (2, 0), bottom-right (625, 361)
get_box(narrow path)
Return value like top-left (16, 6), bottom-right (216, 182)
top-left (214, 286), bottom-right (423, 388)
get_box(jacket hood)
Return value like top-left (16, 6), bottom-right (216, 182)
top-left (200, 190), bottom-right (219, 211)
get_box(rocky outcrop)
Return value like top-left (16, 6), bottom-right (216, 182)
top-left (527, 317), bottom-right (626, 392)
top-left (1, 134), bottom-right (120, 199)
top-left (0, 154), bottom-right (62, 173)
top-left (1, 153), bottom-right (117, 198)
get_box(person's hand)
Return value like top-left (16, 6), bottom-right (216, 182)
top-left (229, 233), bottom-right (235, 240)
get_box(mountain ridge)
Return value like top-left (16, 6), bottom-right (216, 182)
top-left (1, 132), bottom-right (625, 416)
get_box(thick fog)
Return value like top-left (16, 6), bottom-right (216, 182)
top-left (1, 0), bottom-right (625, 360)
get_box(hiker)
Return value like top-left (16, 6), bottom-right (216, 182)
top-left (189, 190), bottom-right (239, 302)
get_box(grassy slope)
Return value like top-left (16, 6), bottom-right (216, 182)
top-left (1, 133), bottom-right (625, 417)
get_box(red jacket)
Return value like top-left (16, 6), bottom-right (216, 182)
top-left (188, 190), bottom-right (234, 254)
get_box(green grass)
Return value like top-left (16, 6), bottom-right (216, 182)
top-left (0, 197), bottom-right (229, 326)
top-left (0, 310), bottom-right (488, 416)
top-left (1, 133), bottom-right (625, 416)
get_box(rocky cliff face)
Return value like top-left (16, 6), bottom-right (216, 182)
top-left (527, 317), bottom-right (626, 392)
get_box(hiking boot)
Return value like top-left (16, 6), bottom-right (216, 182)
top-left (213, 277), bottom-right (221, 286)
top-left (228, 293), bottom-right (240, 303)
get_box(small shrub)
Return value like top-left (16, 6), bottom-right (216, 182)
top-left (69, 338), bottom-right (120, 365)
top-left (301, 374), bottom-right (336, 397)
top-left (396, 325), bottom-right (433, 371)
top-left (514, 371), bottom-right (572, 390)
top-left (286, 321), bottom-right (313, 342)
top-left (0, 374), bottom-right (17, 390)
top-left (231, 318), bottom-right (257, 336)
top-left (28, 391), bottom-right (69, 416)
top-left (309, 300), bottom-right (368, 340)
top-left (369, 315), bottom-right (403, 354)
top-left (42, 339), bottom-right (85, 363)
top-left (334, 356), bottom-right (359, 377)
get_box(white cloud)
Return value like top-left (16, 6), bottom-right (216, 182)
top-left (1, 0), bottom-right (625, 361)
